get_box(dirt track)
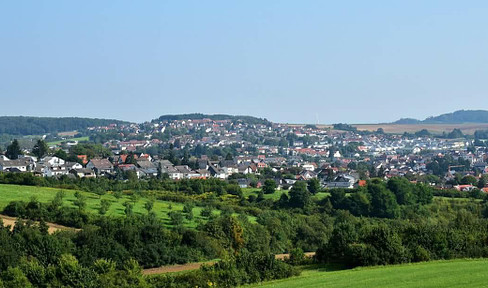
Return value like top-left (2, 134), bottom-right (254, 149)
top-left (143, 252), bottom-right (316, 275)
top-left (0, 214), bottom-right (79, 234)
top-left (274, 252), bottom-right (316, 260)
top-left (143, 261), bottom-right (217, 275)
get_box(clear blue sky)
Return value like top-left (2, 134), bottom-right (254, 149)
top-left (1, 1), bottom-right (487, 124)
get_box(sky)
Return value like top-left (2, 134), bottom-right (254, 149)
top-left (1, 1), bottom-right (487, 124)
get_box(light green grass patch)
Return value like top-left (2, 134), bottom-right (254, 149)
top-left (248, 259), bottom-right (488, 288)
top-left (47, 136), bottom-right (89, 146)
top-left (0, 184), bottom-right (220, 228)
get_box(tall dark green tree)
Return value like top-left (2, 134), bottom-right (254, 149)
top-left (125, 153), bottom-right (137, 165)
top-left (123, 201), bottom-right (134, 217)
top-left (288, 181), bottom-right (311, 209)
top-left (99, 199), bottom-right (111, 215)
top-left (478, 175), bottom-right (488, 189)
top-left (53, 149), bottom-right (68, 160)
top-left (225, 152), bottom-right (234, 160)
top-left (6, 139), bottom-right (22, 159)
top-left (307, 178), bottom-right (321, 194)
top-left (262, 179), bottom-right (277, 194)
top-left (73, 191), bottom-right (87, 212)
top-left (144, 200), bottom-right (154, 213)
top-left (387, 177), bottom-right (416, 205)
top-left (413, 184), bottom-right (433, 205)
top-left (32, 139), bottom-right (49, 159)
top-left (368, 182), bottom-right (399, 218)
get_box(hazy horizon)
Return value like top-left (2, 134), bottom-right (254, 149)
top-left (1, 109), bottom-right (486, 125)
top-left (1, 1), bottom-right (487, 123)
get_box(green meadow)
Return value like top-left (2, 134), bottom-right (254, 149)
top-left (248, 259), bottom-right (488, 288)
top-left (47, 136), bottom-right (90, 146)
top-left (0, 184), bottom-right (224, 228)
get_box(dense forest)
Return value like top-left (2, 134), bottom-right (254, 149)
top-left (0, 117), bottom-right (129, 136)
top-left (424, 110), bottom-right (488, 124)
top-left (393, 110), bottom-right (488, 124)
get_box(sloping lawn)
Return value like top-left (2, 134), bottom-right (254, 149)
top-left (248, 259), bottom-right (488, 288)
top-left (0, 184), bottom-right (221, 228)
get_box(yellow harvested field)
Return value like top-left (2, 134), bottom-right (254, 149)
top-left (352, 123), bottom-right (488, 135)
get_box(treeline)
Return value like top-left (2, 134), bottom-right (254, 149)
top-left (0, 211), bottom-right (297, 287)
top-left (317, 208), bottom-right (488, 267)
top-left (423, 110), bottom-right (488, 124)
top-left (433, 188), bottom-right (486, 199)
top-left (475, 130), bottom-right (488, 139)
top-left (3, 201), bottom-right (217, 267)
top-left (333, 123), bottom-right (357, 132)
top-left (394, 110), bottom-right (488, 124)
top-left (327, 178), bottom-right (433, 218)
top-left (0, 116), bottom-right (128, 136)
top-left (0, 173), bottom-right (244, 198)
top-left (153, 114), bottom-right (271, 126)
top-left (426, 155), bottom-right (471, 176)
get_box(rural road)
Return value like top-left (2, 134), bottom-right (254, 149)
top-left (0, 214), bottom-right (79, 234)
top-left (143, 252), bottom-right (316, 275)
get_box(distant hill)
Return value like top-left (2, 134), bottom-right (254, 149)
top-left (393, 110), bottom-right (488, 124)
top-left (153, 113), bottom-right (271, 125)
top-left (423, 110), bottom-right (488, 124)
top-left (0, 116), bottom-right (129, 136)
top-left (393, 118), bottom-right (421, 124)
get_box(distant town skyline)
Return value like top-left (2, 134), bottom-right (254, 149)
top-left (1, 1), bottom-right (487, 124)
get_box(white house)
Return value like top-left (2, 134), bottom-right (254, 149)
top-left (327, 174), bottom-right (356, 189)
top-left (41, 156), bottom-right (65, 166)
top-left (0, 159), bottom-right (32, 172)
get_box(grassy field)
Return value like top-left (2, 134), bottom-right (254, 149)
top-left (0, 184), bottom-right (224, 228)
top-left (47, 136), bottom-right (90, 146)
top-left (352, 123), bottom-right (488, 135)
top-left (248, 259), bottom-right (488, 288)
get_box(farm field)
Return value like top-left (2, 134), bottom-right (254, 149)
top-left (0, 184), bottom-right (230, 228)
top-left (352, 123), bottom-right (488, 135)
top-left (248, 259), bottom-right (488, 288)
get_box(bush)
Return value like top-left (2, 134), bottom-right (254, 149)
top-left (286, 248), bottom-right (306, 265)
top-left (200, 206), bottom-right (213, 218)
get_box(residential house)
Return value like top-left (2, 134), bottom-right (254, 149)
top-left (298, 170), bottom-right (317, 180)
top-left (0, 158), bottom-right (35, 172)
top-left (175, 165), bottom-right (200, 179)
top-left (137, 160), bottom-right (158, 177)
top-left (86, 158), bottom-right (114, 176)
top-left (208, 165), bottom-right (227, 179)
top-left (41, 156), bottom-right (65, 166)
top-left (327, 174), bottom-right (356, 189)
top-left (69, 168), bottom-right (96, 178)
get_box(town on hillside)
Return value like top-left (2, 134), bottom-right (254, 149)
top-left (1, 117), bottom-right (487, 193)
